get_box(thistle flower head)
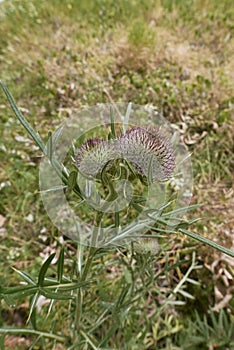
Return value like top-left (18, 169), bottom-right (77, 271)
top-left (119, 126), bottom-right (175, 182)
top-left (75, 138), bottom-right (116, 176)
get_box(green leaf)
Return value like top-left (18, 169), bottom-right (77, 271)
top-left (0, 80), bottom-right (45, 153)
top-left (167, 300), bottom-right (186, 306)
top-left (52, 125), bottom-right (64, 151)
top-left (79, 328), bottom-right (99, 350)
top-left (177, 289), bottom-right (195, 299)
top-left (28, 292), bottom-right (39, 323)
top-left (28, 335), bottom-right (41, 350)
top-left (115, 287), bottom-right (129, 310)
top-left (39, 184), bottom-right (68, 193)
top-left (98, 321), bottom-right (120, 347)
top-left (46, 131), bottom-right (53, 160)
top-left (179, 228), bottom-right (234, 258)
top-left (49, 281), bottom-right (92, 291)
top-left (114, 208), bottom-right (120, 228)
top-left (38, 253), bottom-right (56, 287)
top-left (3, 294), bottom-right (16, 308)
top-left (39, 289), bottom-right (73, 300)
top-left (0, 335), bottom-right (5, 350)
top-left (109, 105), bottom-right (116, 139)
top-left (0, 81), bottom-right (74, 191)
top-left (36, 278), bottom-right (92, 290)
top-left (57, 248), bottom-right (64, 283)
top-left (148, 154), bottom-right (154, 184)
top-left (123, 102), bottom-right (132, 134)
top-left (11, 267), bottom-right (36, 285)
top-left (2, 286), bottom-right (38, 298)
top-left (161, 204), bottom-right (200, 217)
top-left (155, 258), bottom-right (189, 280)
top-left (67, 170), bottom-right (78, 190)
top-left (131, 201), bottom-right (144, 213)
top-left (0, 327), bottom-right (66, 342)
top-left (47, 297), bottom-right (56, 317)
top-left (125, 159), bottom-right (138, 177)
top-left (186, 278), bottom-right (200, 285)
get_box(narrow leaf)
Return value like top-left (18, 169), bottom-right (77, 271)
top-left (177, 289), bottom-right (195, 299)
top-left (166, 300), bottom-right (186, 305)
top-left (57, 248), bottom-right (64, 283)
top-left (0, 80), bottom-right (45, 153)
top-left (186, 278), bottom-right (200, 285)
top-left (67, 170), bottom-right (78, 190)
top-left (40, 289), bottom-right (73, 300)
top-left (11, 267), bottom-right (36, 285)
top-left (46, 131), bottom-right (53, 160)
top-left (110, 105), bottom-right (116, 139)
top-left (0, 327), bottom-right (66, 342)
top-left (2, 286), bottom-right (38, 298)
top-left (162, 204), bottom-right (200, 217)
top-left (123, 102), bottom-right (132, 134)
top-left (0, 335), bottom-right (5, 349)
top-left (179, 228), bottom-right (234, 258)
top-left (38, 253), bottom-right (56, 286)
top-left (51, 281), bottom-right (92, 291)
top-left (27, 292), bottom-right (39, 324)
top-left (52, 125), bottom-right (64, 150)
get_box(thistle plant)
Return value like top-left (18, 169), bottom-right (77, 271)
top-left (0, 80), bottom-right (233, 349)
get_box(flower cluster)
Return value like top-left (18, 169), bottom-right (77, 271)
top-left (75, 126), bottom-right (175, 182)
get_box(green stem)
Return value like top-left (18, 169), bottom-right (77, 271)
top-left (74, 212), bottom-right (102, 337)
top-left (74, 248), bottom-right (97, 338)
top-left (0, 327), bottom-right (66, 343)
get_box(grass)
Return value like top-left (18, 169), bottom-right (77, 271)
top-left (0, 0), bottom-right (233, 348)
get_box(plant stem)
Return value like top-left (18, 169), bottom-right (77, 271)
top-left (0, 327), bottom-right (66, 343)
top-left (74, 247), bottom-right (97, 342)
top-left (74, 212), bottom-right (102, 340)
